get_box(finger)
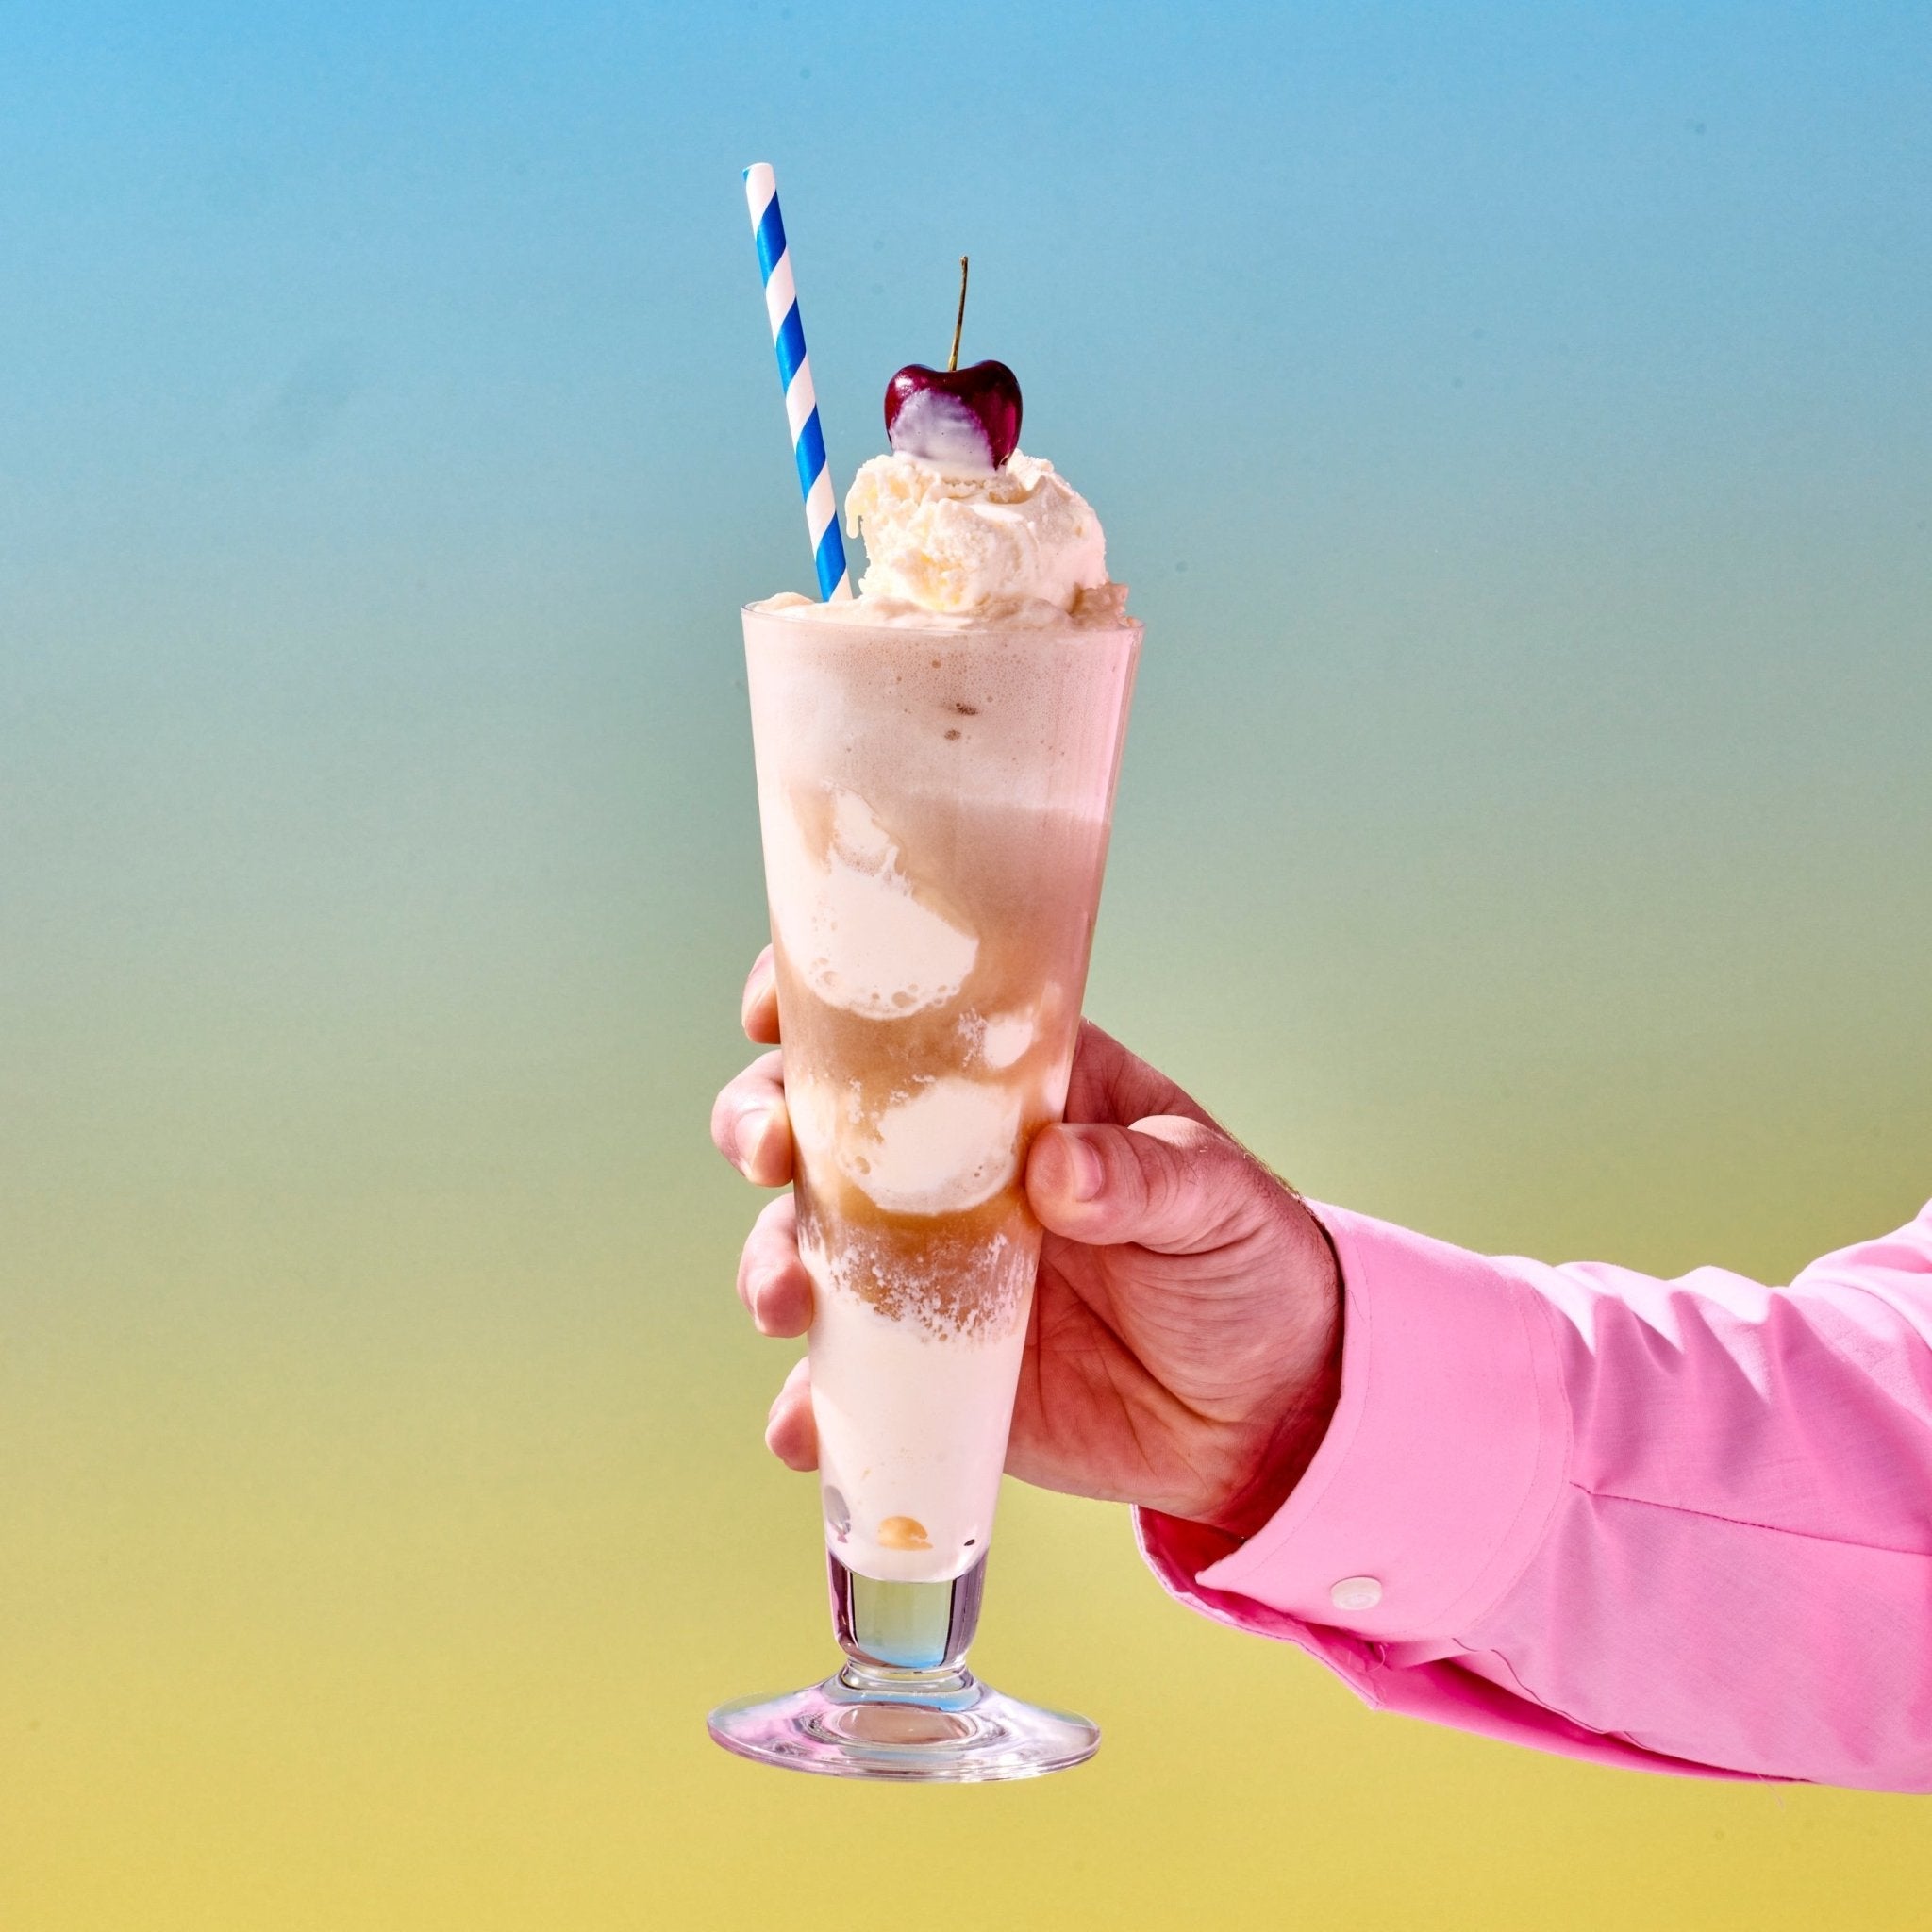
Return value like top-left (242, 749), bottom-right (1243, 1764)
top-left (735, 1194), bottom-right (815, 1338)
top-left (708, 1049), bottom-right (794, 1186)
top-left (764, 1356), bottom-right (819, 1471)
top-left (1025, 1113), bottom-right (1274, 1255)
top-left (741, 946), bottom-right (780, 1044)
top-left (1061, 1020), bottom-right (1216, 1131)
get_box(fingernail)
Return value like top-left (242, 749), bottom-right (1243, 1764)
top-left (1062, 1132), bottom-right (1104, 1202)
top-left (736, 1109), bottom-right (770, 1170)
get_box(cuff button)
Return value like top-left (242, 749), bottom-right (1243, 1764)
top-left (1330, 1575), bottom-right (1383, 1612)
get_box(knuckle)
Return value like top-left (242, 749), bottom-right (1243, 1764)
top-left (1137, 1142), bottom-right (1187, 1224)
top-left (1126, 1115), bottom-right (1255, 1243)
top-left (1124, 1118), bottom-right (1206, 1218)
top-left (1136, 1136), bottom-right (1197, 1228)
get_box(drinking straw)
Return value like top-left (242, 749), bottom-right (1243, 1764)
top-left (743, 163), bottom-right (853, 601)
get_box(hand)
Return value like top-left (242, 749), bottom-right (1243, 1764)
top-left (709, 949), bottom-right (1344, 1541)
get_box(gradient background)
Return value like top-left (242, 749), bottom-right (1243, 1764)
top-left (4, 3), bottom-right (1930, 1926)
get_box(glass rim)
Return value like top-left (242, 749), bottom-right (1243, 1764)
top-left (740, 597), bottom-right (1143, 641)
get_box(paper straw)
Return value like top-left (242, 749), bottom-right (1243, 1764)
top-left (743, 163), bottom-right (853, 602)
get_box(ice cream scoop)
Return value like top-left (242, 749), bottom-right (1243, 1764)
top-left (843, 451), bottom-right (1109, 617)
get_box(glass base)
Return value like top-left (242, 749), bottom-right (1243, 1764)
top-left (709, 1548), bottom-right (1099, 1780)
top-left (707, 1663), bottom-right (1100, 1782)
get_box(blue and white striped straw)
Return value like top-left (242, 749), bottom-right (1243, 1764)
top-left (743, 162), bottom-right (853, 602)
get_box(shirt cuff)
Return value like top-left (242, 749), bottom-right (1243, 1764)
top-left (1141, 1204), bottom-right (1572, 1642)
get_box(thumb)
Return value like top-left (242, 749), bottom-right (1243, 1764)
top-left (1025, 1115), bottom-right (1274, 1256)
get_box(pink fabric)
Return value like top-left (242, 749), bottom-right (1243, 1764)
top-left (1138, 1199), bottom-right (1932, 1790)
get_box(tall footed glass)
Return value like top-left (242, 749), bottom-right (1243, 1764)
top-left (708, 600), bottom-right (1139, 1780)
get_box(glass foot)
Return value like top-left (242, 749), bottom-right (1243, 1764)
top-left (708, 1664), bottom-right (1099, 1782)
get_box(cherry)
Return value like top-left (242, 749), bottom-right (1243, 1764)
top-left (882, 256), bottom-right (1022, 472)
top-left (885, 360), bottom-right (1022, 471)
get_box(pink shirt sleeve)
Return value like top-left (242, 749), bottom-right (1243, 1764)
top-left (1138, 1198), bottom-right (1932, 1789)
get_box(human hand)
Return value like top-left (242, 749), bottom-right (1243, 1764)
top-left (709, 948), bottom-right (1343, 1542)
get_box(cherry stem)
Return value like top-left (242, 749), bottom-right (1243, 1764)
top-left (948, 256), bottom-right (969, 373)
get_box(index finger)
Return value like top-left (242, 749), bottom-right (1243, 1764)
top-left (741, 945), bottom-right (780, 1044)
top-left (1062, 1019), bottom-right (1215, 1132)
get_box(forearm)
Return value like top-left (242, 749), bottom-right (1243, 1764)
top-left (1141, 1199), bottom-right (1932, 1789)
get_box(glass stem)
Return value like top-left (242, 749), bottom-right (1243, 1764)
top-left (827, 1548), bottom-right (987, 1696)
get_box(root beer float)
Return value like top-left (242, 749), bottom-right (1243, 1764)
top-left (717, 249), bottom-right (1138, 1779)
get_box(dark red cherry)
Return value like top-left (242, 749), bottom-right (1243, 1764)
top-left (884, 360), bottom-right (1023, 472)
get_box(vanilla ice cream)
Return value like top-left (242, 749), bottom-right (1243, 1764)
top-left (844, 450), bottom-right (1112, 620)
top-left (755, 445), bottom-right (1125, 631)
